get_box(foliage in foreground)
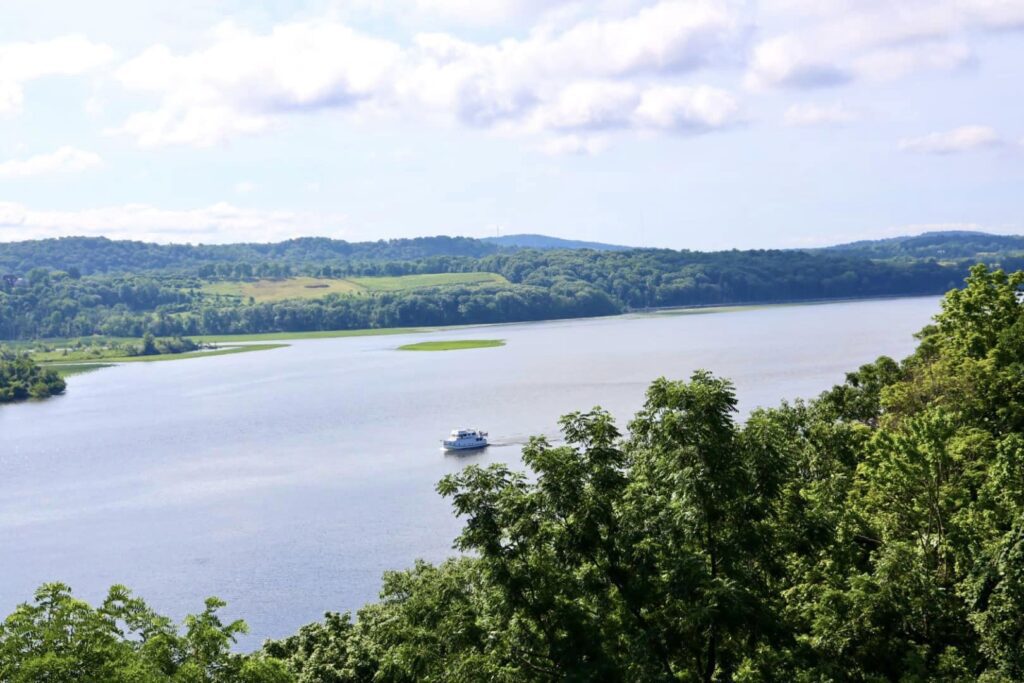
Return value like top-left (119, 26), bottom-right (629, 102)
top-left (0, 584), bottom-right (288, 682)
top-left (0, 349), bottom-right (65, 402)
top-left (3, 265), bottom-right (1024, 681)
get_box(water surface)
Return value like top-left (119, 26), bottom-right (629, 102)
top-left (0, 297), bottom-right (939, 644)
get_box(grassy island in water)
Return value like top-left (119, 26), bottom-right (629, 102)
top-left (398, 339), bottom-right (505, 351)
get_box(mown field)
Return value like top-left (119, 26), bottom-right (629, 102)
top-left (201, 272), bottom-right (508, 302)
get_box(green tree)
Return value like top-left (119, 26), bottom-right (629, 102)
top-left (0, 584), bottom-right (291, 682)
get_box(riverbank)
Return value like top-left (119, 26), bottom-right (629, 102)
top-left (8, 294), bottom-right (941, 375)
top-left (38, 343), bottom-right (288, 373)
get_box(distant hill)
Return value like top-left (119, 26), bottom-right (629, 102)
top-left (822, 230), bottom-right (1024, 261)
top-left (0, 235), bottom-right (503, 275)
top-left (0, 234), bottom-right (637, 275)
top-left (4, 230), bottom-right (1023, 277)
top-left (482, 234), bottom-right (632, 251)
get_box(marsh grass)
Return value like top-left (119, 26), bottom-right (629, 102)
top-left (398, 339), bottom-right (505, 351)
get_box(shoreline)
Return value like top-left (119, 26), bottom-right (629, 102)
top-left (37, 343), bottom-right (288, 373)
top-left (191, 292), bottom-right (942, 343)
top-left (16, 293), bottom-right (942, 373)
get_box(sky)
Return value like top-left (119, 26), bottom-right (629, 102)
top-left (0, 0), bottom-right (1022, 249)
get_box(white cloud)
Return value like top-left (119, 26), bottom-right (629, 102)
top-left (0, 147), bottom-right (103, 178)
top-left (234, 181), bottom-right (257, 194)
top-left (407, 0), bottom-right (576, 25)
top-left (783, 102), bottom-right (858, 126)
top-left (957, 0), bottom-right (1024, 30)
top-left (343, 0), bottom-right (582, 27)
top-left (746, 35), bottom-right (852, 89)
top-left (0, 80), bottom-right (22, 115)
top-left (0, 35), bottom-right (113, 115)
top-left (522, 81), bottom-right (740, 142)
top-left (745, 0), bottom-right (1022, 90)
top-left (852, 41), bottom-right (973, 82)
top-left (531, 81), bottom-right (638, 131)
top-left (114, 22), bottom-right (401, 147)
top-left (633, 84), bottom-right (739, 130)
top-left (518, 0), bottom-right (744, 78)
top-left (113, 2), bottom-right (745, 147)
top-left (898, 125), bottom-right (1001, 154)
top-left (0, 202), bottom-right (349, 244)
top-left (540, 134), bottom-right (609, 156)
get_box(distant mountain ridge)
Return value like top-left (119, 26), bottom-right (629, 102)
top-left (0, 233), bottom-right (633, 275)
top-left (821, 230), bottom-right (1024, 260)
top-left (482, 233), bottom-right (632, 251)
top-left (2, 229), bottom-right (1023, 276)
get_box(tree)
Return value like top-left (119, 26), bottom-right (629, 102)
top-left (0, 348), bottom-right (65, 403)
top-left (142, 332), bottom-right (157, 355)
top-left (0, 584), bottom-right (290, 682)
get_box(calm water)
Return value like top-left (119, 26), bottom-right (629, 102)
top-left (1, 297), bottom-right (939, 644)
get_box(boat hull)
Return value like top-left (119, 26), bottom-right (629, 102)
top-left (442, 441), bottom-right (489, 451)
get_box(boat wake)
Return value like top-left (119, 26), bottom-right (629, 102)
top-left (484, 433), bottom-right (563, 448)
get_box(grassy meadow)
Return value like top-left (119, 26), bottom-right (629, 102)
top-left (201, 272), bottom-right (508, 302)
top-left (349, 272), bottom-right (508, 292)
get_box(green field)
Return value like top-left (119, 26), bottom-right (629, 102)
top-left (350, 272), bottom-right (508, 292)
top-left (398, 339), bottom-right (505, 351)
top-left (202, 277), bottom-right (362, 302)
top-left (201, 272), bottom-right (508, 302)
top-left (38, 343), bottom-right (287, 367)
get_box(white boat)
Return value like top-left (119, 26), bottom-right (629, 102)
top-left (442, 428), bottom-right (489, 451)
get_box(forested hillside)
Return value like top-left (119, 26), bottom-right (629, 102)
top-left (3, 230), bottom-right (1023, 276)
top-left (0, 242), bottom-right (1001, 341)
top-left (3, 232), bottom-right (1023, 341)
top-left (0, 235), bottom-right (500, 275)
top-left (3, 265), bottom-right (1023, 680)
top-left (825, 230), bottom-right (1024, 261)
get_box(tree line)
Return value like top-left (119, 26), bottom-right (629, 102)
top-left (0, 236), bottom-right (500, 275)
top-left (3, 265), bottom-right (1024, 680)
top-left (826, 230), bottom-right (1024, 261)
top-left (2, 246), bottom-right (1012, 341)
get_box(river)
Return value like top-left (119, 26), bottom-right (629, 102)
top-left (0, 296), bottom-right (940, 644)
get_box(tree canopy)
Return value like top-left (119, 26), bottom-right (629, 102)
top-left (0, 349), bottom-right (66, 402)
top-left (4, 238), bottom-right (1015, 341)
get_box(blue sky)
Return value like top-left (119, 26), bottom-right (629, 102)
top-left (0, 0), bottom-right (1022, 249)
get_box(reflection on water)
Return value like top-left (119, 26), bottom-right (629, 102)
top-left (0, 297), bottom-right (940, 645)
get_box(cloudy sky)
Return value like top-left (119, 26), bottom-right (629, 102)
top-left (1, 0), bottom-right (1022, 248)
